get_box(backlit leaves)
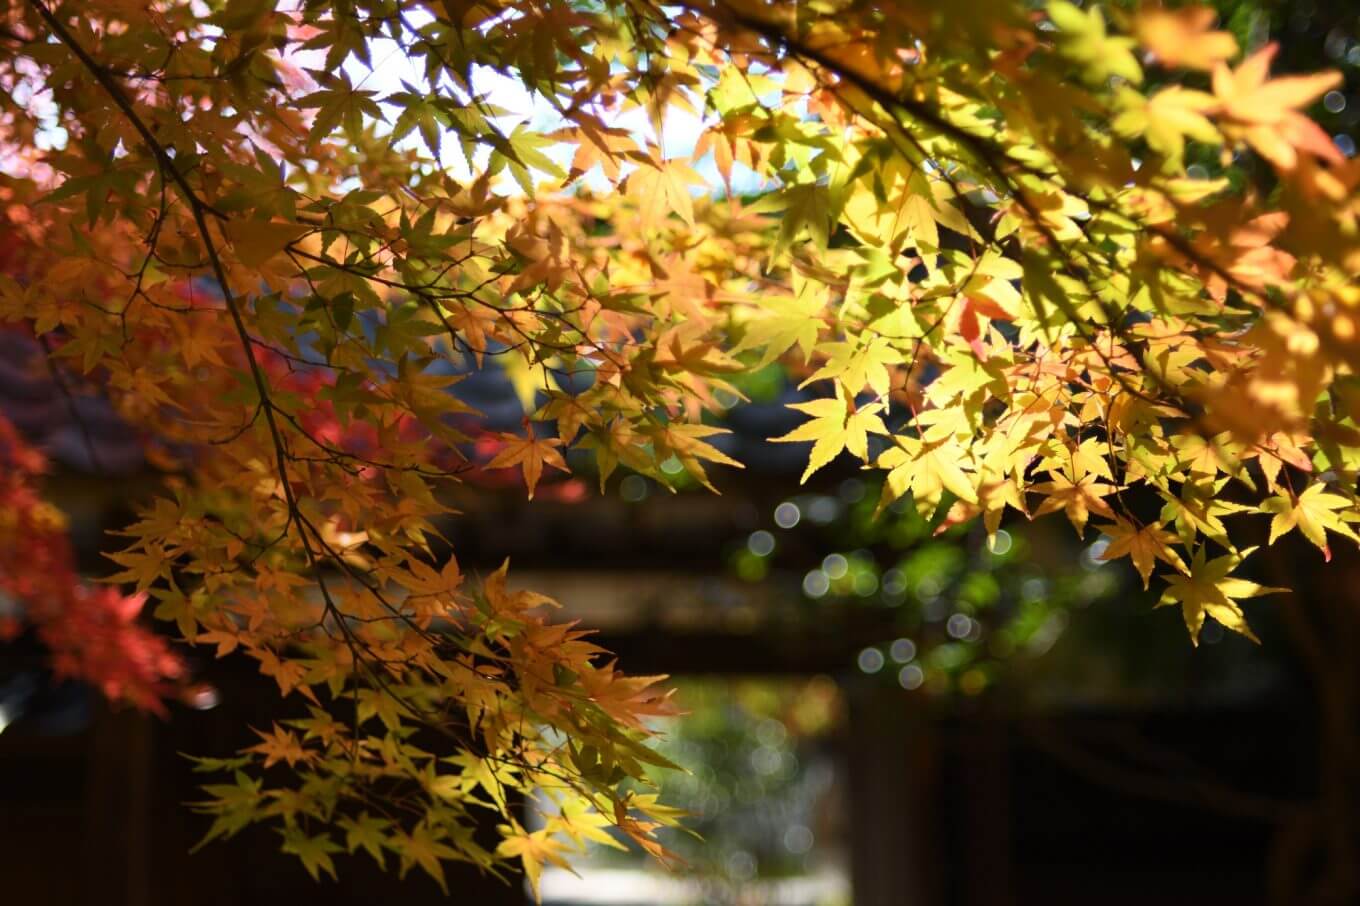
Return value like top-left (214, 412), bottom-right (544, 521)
top-left (1049, 1), bottom-right (1143, 86)
top-left (1263, 484), bottom-right (1360, 561)
top-left (877, 435), bottom-right (978, 519)
top-left (1098, 519), bottom-right (1188, 590)
top-left (486, 425), bottom-right (568, 499)
top-left (1212, 43), bottom-right (1344, 170)
top-left (775, 392), bottom-right (888, 483)
top-left (1113, 86), bottom-right (1219, 171)
top-left (496, 826), bottom-right (573, 901)
top-left (1158, 548), bottom-right (1286, 645)
top-left (1134, 4), bottom-right (1239, 72)
top-left (4, 0), bottom-right (1360, 893)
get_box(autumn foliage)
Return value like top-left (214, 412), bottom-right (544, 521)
top-left (1, 0), bottom-right (1358, 890)
top-left (0, 411), bottom-right (183, 709)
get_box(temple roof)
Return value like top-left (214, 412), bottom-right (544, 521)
top-left (0, 331), bottom-right (145, 476)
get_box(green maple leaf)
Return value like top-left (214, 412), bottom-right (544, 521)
top-left (339, 813), bottom-right (391, 868)
top-left (279, 828), bottom-right (342, 881)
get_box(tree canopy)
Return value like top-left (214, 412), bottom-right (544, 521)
top-left (1, 0), bottom-right (1357, 891)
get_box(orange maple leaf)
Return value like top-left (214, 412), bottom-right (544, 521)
top-left (1135, 4), bottom-right (1237, 72)
top-left (486, 423), bottom-right (568, 499)
top-left (1213, 43), bottom-right (1343, 171)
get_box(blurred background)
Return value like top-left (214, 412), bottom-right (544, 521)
top-left (6, 1), bottom-right (1360, 905)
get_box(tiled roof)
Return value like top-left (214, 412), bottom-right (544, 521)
top-left (0, 326), bottom-right (838, 482)
top-left (0, 331), bottom-right (145, 476)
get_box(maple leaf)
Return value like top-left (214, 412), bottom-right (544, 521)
top-left (658, 422), bottom-right (743, 491)
top-left (876, 434), bottom-right (978, 519)
top-left (575, 661), bottom-right (678, 727)
top-left (1157, 547), bottom-right (1285, 644)
top-left (547, 796), bottom-right (628, 852)
top-left (977, 467), bottom-right (1029, 537)
top-left (731, 279), bottom-right (827, 367)
top-left (1255, 433), bottom-right (1314, 494)
top-left (800, 337), bottom-right (898, 398)
top-left (953, 294), bottom-right (1016, 361)
top-left (1213, 43), bottom-right (1343, 170)
top-left (1262, 484), bottom-right (1360, 561)
top-left (486, 424), bottom-right (568, 499)
top-left (496, 827), bottom-right (574, 900)
top-left (611, 792), bottom-right (687, 867)
top-left (105, 547), bottom-right (174, 593)
top-left (841, 158), bottom-right (966, 252)
top-left (1161, 479), bottom-right (1253, 548)
top-left (393, 823), bottom-right (460, 894)
top-left (560, 120), bottom-right (639, 183)
top-left (1134, 4), bottom-right (1238, 71)
top-left (626, 159), bottom-right (703, 229)
top-left (222, 218), bottom-right (308, 268)
top-left (392, 552), bottom-right (463, 600)
top-left (1097, 518), bottom-right (1188, 589)
top-left (190, 769), bottom-right (263, 850)
top-left (441, 751), bottom-right (519, 811)
top-left (483, 559), bottom-right (560, 618)
top-left (1112, 85), bottom-right (1220, 170)
top-left (774, 391), bottom-right (889, 483)
top-left (755, 181), bottom-right (836, 254)
top-left (1049, 1), bottom-right (1143, 85)
top-left (1038, 437), bottom-right (1116, 484)
top-left (246, 724), bottom-right (311, 769)
top-left (1031, 473), bottom-right (1116, 533)
top-left (279, 828), bottom-right (342, 881)
top-left (339, 814), bottom-right (390, 868)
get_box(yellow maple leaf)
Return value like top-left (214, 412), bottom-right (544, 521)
top-left (775, 391), bottom-right (888, 483)
top-left (1031, 473), bottom-right (1116, 532)
top-left (1097, 518), bottom-right (1188, 589)
top-left (497, 826), bottom-right (574, 901)
top-left (731, 277), bottom-right (827, 367)
top-left (800, 337), bottom-right (898, 398)
top-left (546, 796), bottom-right (628, 851)
top-left (1157, 546), bottom-right (1285, 644)
top-left (626, 159), bottom-right (703, 228)
top-left (659, 422), bottom-right (744, 491)
top-left (1112, 85), bottom-right (1220, 170)
top-left (394, 823), bottom-right (459, 894)
top-left (338, 813), bottom-right (390, 868)
top-left (1049, 1), bottom-right (1143, 85)
top-left (876, 434), bottom-right (978, 518)
top-left (1262, 483), bottom-right (1360, 561)
top-left (279, 828), bottom-right (341, 881)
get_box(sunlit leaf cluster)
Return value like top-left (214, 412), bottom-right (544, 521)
top-left (0, 0), bottom-right (1357, 889)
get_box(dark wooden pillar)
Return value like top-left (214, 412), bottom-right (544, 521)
top-left (957, 718), bottom-right (1014, 906)
top-left (82, 705), bottom-right (152, 906)
top-left (845, 683), bottom-right (942, 906)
